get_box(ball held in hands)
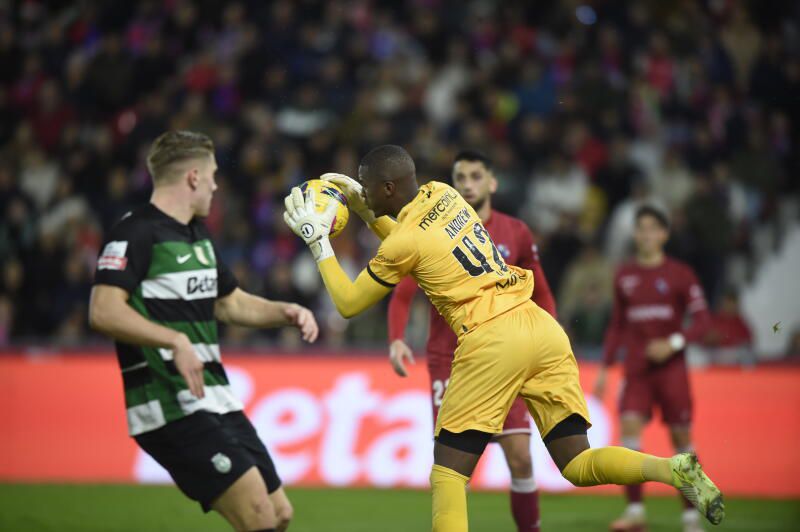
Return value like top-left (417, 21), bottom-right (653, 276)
top-left (298, 179), bottom-right (350, 238)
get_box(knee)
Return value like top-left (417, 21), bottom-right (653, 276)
top-left (560, 464), bottom-right (592, 487)
top-left (274, 501), bottom-right (294, 531)
top-left (244, 497), bottom-right (273, 527)
top-left (558, 450), bottom-right (592, 488)
top-left (561, 470), bottom-right (592, 488)
top-left (228, 495), bottom-right (273, 532)
top-left (506, 450), bottom-right (533, 479)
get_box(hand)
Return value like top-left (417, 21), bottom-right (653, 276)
top-left (284, 187), bottom-right (337, 260)
top-left (645, 338), bottom-right (674, 362)
top-left (389, 339), bottom-right (415, 377)
top-left (593, 367), bottom-right (607, 398)
top-left (171, 333), bottom-right (205, 399)
top-left (320, 172), bottom-right (376, 224)
top-left (284, 303), bottom-right (319, 343)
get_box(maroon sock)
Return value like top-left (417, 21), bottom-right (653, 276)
top-left (625, 483), bottom-right (644, 503)
top-left (510, 488), bottom-right (540, 531)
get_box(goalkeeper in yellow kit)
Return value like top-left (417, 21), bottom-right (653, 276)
top-left (283, 145), bottom-right (724, 531)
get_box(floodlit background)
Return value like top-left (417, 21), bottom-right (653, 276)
top-left (1, 1), bottom-right (798, 531)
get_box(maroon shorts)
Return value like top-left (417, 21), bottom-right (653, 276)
top-left (620, 361), bottom-right (693, 425)
top-left (427, 355), bottom-right (531, 435)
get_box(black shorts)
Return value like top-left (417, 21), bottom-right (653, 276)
top-left (134, 410), bottom-right (281, 512)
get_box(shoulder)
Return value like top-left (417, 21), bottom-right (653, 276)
top-left (105, 205), bottom-right (158, 239)
top-left (380, 224), bottom-right (418, 254)
top-left (489, 210), bottom-right (533, 237)
top-left (509, 213), bottom-right (534, 239)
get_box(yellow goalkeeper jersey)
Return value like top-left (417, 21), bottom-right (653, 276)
top-left (367, 181), bottom-right (534, 336)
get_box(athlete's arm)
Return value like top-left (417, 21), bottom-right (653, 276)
top-left (679, 270), bottom-right (712, 343)
top-left (283, 186), bottom-right (406, 318)
top-left (645, 268), bottom-right (712, 361)
top-left (214, 288), bottom-right (318, 342)
top-left (89, 285), bottom-right (205, 398)
top-left (317, 257), bottom-right (392, 318)
top-left (387, 277), bottom-right (419, 377)
top-left (517, 225), bottom-right (557, 318)
top-left (388, 277), bottom-right (418, 342)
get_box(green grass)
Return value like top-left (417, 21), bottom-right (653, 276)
top-left (0, 484), bottom-right (797, 531)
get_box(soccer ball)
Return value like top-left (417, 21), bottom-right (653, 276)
top-left (299, 179), bottom-right (349, 239)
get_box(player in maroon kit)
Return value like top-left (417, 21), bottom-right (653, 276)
top-left (387, 150), bottom-right (556, 532)
top-left (594, 206), bottom-right (712, 532)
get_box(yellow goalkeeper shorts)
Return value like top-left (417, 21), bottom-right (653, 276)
top-left (434, 300), bottom-right (590, 440)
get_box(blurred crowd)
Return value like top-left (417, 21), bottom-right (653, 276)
top-left (0, 0), bottom-right (797, 355)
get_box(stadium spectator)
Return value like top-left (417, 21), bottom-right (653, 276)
top-left (558, 243), bottom-right (614, 346)
top-left (0, 0), bottom-right (795, 358)
top-left (698, 289), bottom-right (755, 366)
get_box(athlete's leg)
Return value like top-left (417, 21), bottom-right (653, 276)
top-left (497, 433), bottom-right (540, 532)
top-left (498, 433), bottom-right (533, 478)
top-left (431, 308), bottom-right (536, 532)
top-left (212, 466), bottom-right (278, 532)
top-left (669, 425), bottom-right (692, 455)
top-left (544, 414), bottom-right (673, 486)
top-left (431, 430), bottom-right (493, 532)
top-left (268, 487), bottom-right (294, 532)
top-left (541, 414), bottom-right (723, 525)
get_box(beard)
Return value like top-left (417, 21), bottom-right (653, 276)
top-left (469, 196), bottom-right (487, 213)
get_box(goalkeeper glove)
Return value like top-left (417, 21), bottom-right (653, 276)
top-left (283, 187), bottom-right (337, 262)
top-left (320, 172), bottom-right (377, 225)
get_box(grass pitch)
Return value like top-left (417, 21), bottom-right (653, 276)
top-left (0, 484), bottom-right (797, 531)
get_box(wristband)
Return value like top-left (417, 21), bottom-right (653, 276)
top-left (668, 332), bottom-right (686, 352)
top-left (309, 238), bottom-right (334, 262)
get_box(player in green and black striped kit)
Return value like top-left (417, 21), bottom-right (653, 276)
top-left (90, 131), bottom-right (315, 532)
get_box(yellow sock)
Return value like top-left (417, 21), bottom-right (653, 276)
top-left (430, 464), bottom-right (470, 532)
top-left (562, 447), bottom-right (674, 487)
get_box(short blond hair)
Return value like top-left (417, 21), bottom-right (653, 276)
top-left (146, 130), bottom-right (214, 183)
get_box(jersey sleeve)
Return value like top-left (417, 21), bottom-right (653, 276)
top-left (93, 216), bottom-right (152, 294)
top-left (214, 244), bottom-right (238, 298)
top-left (680, 266), bottom-right (711, 343)
top-left (367, 230), bottom-right (419, 287)
top-left (387, 276), bottom-right (419, 342)
top-left (515, 223), bottom-right (557, 318)
top-left (602, 270), bottom-right (625, 366)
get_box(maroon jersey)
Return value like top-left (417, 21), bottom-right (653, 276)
top-left (388, 209), bottom-right (557, 361)
top-left (603, 257), bottom-right (711, 375)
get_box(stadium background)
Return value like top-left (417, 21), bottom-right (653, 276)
top-left (1, 0), bottom-right (799, 530)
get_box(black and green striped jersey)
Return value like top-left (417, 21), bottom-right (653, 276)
top-left (94, 204), bottom-right (241, 436)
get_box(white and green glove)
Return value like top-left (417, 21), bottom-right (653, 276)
top-left (320, 172), bottom-right (377, 225)
top-left (283, 187), bottom-right (337, 262)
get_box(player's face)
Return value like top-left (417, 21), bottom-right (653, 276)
top-left (451, 160), bottom-right (497, 212)
top-left (191, 155), bottom-right (218, 217)
top-left (357, 164), bottom-right (387, 217)
top-left (634, 214), bottom-right (668, 255)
